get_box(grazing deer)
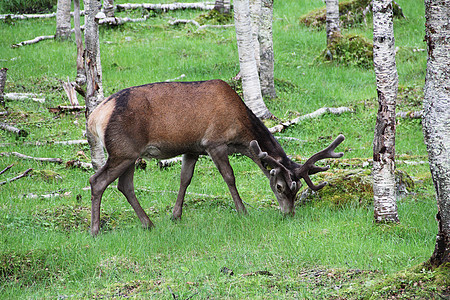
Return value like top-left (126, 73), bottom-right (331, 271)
top-left (87, 79), bottom-right (345, 236)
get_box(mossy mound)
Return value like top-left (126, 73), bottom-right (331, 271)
top-left (195, 9), bottom-right (233, 25)
top-left (298, 168), bottom-right (414, 209)
top-left (299, 0), bottom-right (404, 30)
top-left (320, 34), bottom-right (373, 68)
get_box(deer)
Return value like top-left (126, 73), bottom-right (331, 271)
top-left (87, 79), bottom-right (345, 236)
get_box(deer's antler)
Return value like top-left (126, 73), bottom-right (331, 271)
top-left (295, 134), bottom-right (345, 191)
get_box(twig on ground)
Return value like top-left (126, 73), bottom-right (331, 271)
top-left (4, 92), bottom-right (45, 103)
top-left (0, 164), bottom-right (14, 175)
top-left (1, 152), bottom-right (63, 164)
top-left (269, 107), bottom-right (353, 133)
top-left (48, 105), bottom-right (86, 114)
top-left (0, 168), bottom-right (32, 186)
top-left (11, 35), bottom-right (54, 48)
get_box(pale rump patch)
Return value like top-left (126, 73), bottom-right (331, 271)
top-left (87, 98), bottom-right (115, 148)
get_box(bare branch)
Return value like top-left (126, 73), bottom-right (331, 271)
top-left (0, 152), bottom-right (63, 164)
top-left (0, 168), bottom-right (32, 186)
top-left (0, 164), bottom-right (14, 175)
top-left (0, 122), bottom-right (28, 137)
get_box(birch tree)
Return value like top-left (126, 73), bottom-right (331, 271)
top-left (55, 0), bottom-right (72, 40)
top-left (372, 0), bottom-right (399, 223)
top-left (325, 0), bottom-right (341, 46)
top-left (423, 0), bottom-right (450, 267)
top-left (214, 0), bottom-right (231, 14)
top-left (259, 0), bottom-right (276, 99)
top-left (234, 0), bottom-right (272, 119)
top-left (84, 0), bottom-right (106, 170)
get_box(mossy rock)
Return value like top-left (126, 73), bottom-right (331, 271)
top-left (31, 169), bottom-right (63, 182)
top-left (320, 34), bottom-right (373, 68)
top-left (298, 168), bottom-right (415, 208)
top-left (299, 0), bottom-right (404, 30)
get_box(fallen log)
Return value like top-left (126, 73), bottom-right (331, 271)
top-left (116, 2), bottom-right (215, 12)
top-left (0, 122), bottom-right (28, 137)
top-left (0, 152), bottom-right (63, 164)
top-left (396, 110), bottom-right (423, 119)
top-left (97, 16), bottom-right (148, 26)
top-left (48, 105), bottom-right (86, 114)
top-left (11, 35), bottom-right (54, 48)
top-left (169, 19), bottom-right (234, 31)
top-left (4, 92), bottom-right (45, 103)
top-left (269, 106), bottom-right (353, 133)
top-left (0, 168), bottom-right (32, 186)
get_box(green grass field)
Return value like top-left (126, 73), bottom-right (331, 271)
top-left (1, 0), bottom-right (448, 298)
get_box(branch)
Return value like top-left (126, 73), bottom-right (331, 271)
top-left (4, 92), bottom-right (45, 103)
top-left (11, 35), bottom-right (54, 48)
top-left (0, 68), bottom-right (7, 107)
top-left (116, 2), bottom-right (215, 12)
top-left (0, 168), bottom-right (32, 186)
top-left (97, 16), bottom-right (148, 26)
top-left (396, 110), bottom-right (423, 119)
top-left (168, 19), bottom-right (234, 31)
top-left (48, 105), bottom-right (86, 114)
top-left (0, 152), bottom-right (63, 164)
top-left (0, 122), bottom-right (28, 137)
top-left (269, 107), bottom-right (353, 133)
top-left (0, 164), bottom-right (14, 175)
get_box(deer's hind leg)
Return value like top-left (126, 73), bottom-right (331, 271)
top-left (90, 157), bottom-right (137, 236)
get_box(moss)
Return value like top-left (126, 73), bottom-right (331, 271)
top-left (359, 263), bottom-right (450, 299)
top-left (32, 169), bottom-right (62, 182)
top-left (195, 9), bottom-right (233, 26)
top-left (299, 168), bottom-right (415, 209)
top-left (320, 34), bottom-right (373, 68)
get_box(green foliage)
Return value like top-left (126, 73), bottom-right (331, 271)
top-left (0, 0), bottom-right (56, 14)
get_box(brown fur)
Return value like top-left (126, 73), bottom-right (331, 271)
top-left (87, 79), bottom-right (345, 236)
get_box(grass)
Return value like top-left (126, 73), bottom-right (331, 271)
top-left (1, 0), bottom-right (447, 298)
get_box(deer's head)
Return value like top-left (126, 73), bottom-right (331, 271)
top-left (250, 134), bottom-right (345, 215)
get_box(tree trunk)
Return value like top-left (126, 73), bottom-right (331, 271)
top-left (84, 0), bottom-right (106, 171)
top-left (372, 0), bottom-right (399, 223)
top-left (325, 0), bottom-right (341, 46)
top-left (234, 0), bottom-right (271, 119)
top-left (74, 0), bottom-right (86, 87)
top-left (55, 0), bottom-right (72, 40)
top-left (103, 0), bottom-right (115, 18)
top-left (259, 0), bottom-right (276, 99)
top-left (423, 0), bottom-right (450, 267)
top-left (0, 68), bottom-right (7, 107)
top-left (249, 0), bottom-right (261, 69)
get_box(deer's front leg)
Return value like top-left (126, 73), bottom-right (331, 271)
top-left (207, 145), bottom-right (248, 214)
top-left (172, 153), bottom-right (199, 220)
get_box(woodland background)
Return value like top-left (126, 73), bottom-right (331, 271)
top-left (0, 0), bottom-right (448, 298)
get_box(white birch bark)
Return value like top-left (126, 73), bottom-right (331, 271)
top-left (423, 0), bottom-right (450, 267)
top-left (259, 0), bottom-right (276, 99)
top-left (249, 0), bottom-right (261, 69)
top-left (55, 0), bottom-right (72, 40)
top-left (74, 0), bottom-right (85, 86)
top-left (103, 0), bottom-right (115, 18)
top-left (234, 0), bottom-right (271, 119)
top-left (372, 0), bottom-right (399, 223)
top-left (325, 0), bottom-right (341, 45)
top-left (85, 0), bottom-right (106, 170)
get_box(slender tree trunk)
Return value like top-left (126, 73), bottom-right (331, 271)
top-left (85, 0), bottom-right (106, 171)
top-left (74, 0), bottom-right (85, 86)
top-left (103, 0), bottom-right (115, 18)
top-left (372, 0), bottom-right (399, 223)
top-left (234, 0), bottom-right (271, 119)
top-left (249, 0), bottom-right (261, 69)
top-left (423, 0), bottom-right (450, 267)
top-left (325, 0), bottom-right (341, 46)
top-left (223, 0), bottom-right (231, 14)
top-left (259, 0), bottom-right (276, 99)
top-left (55, 0), bottom-right (72, 40)
top-left (0, 68), bottom-right (7, 108)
